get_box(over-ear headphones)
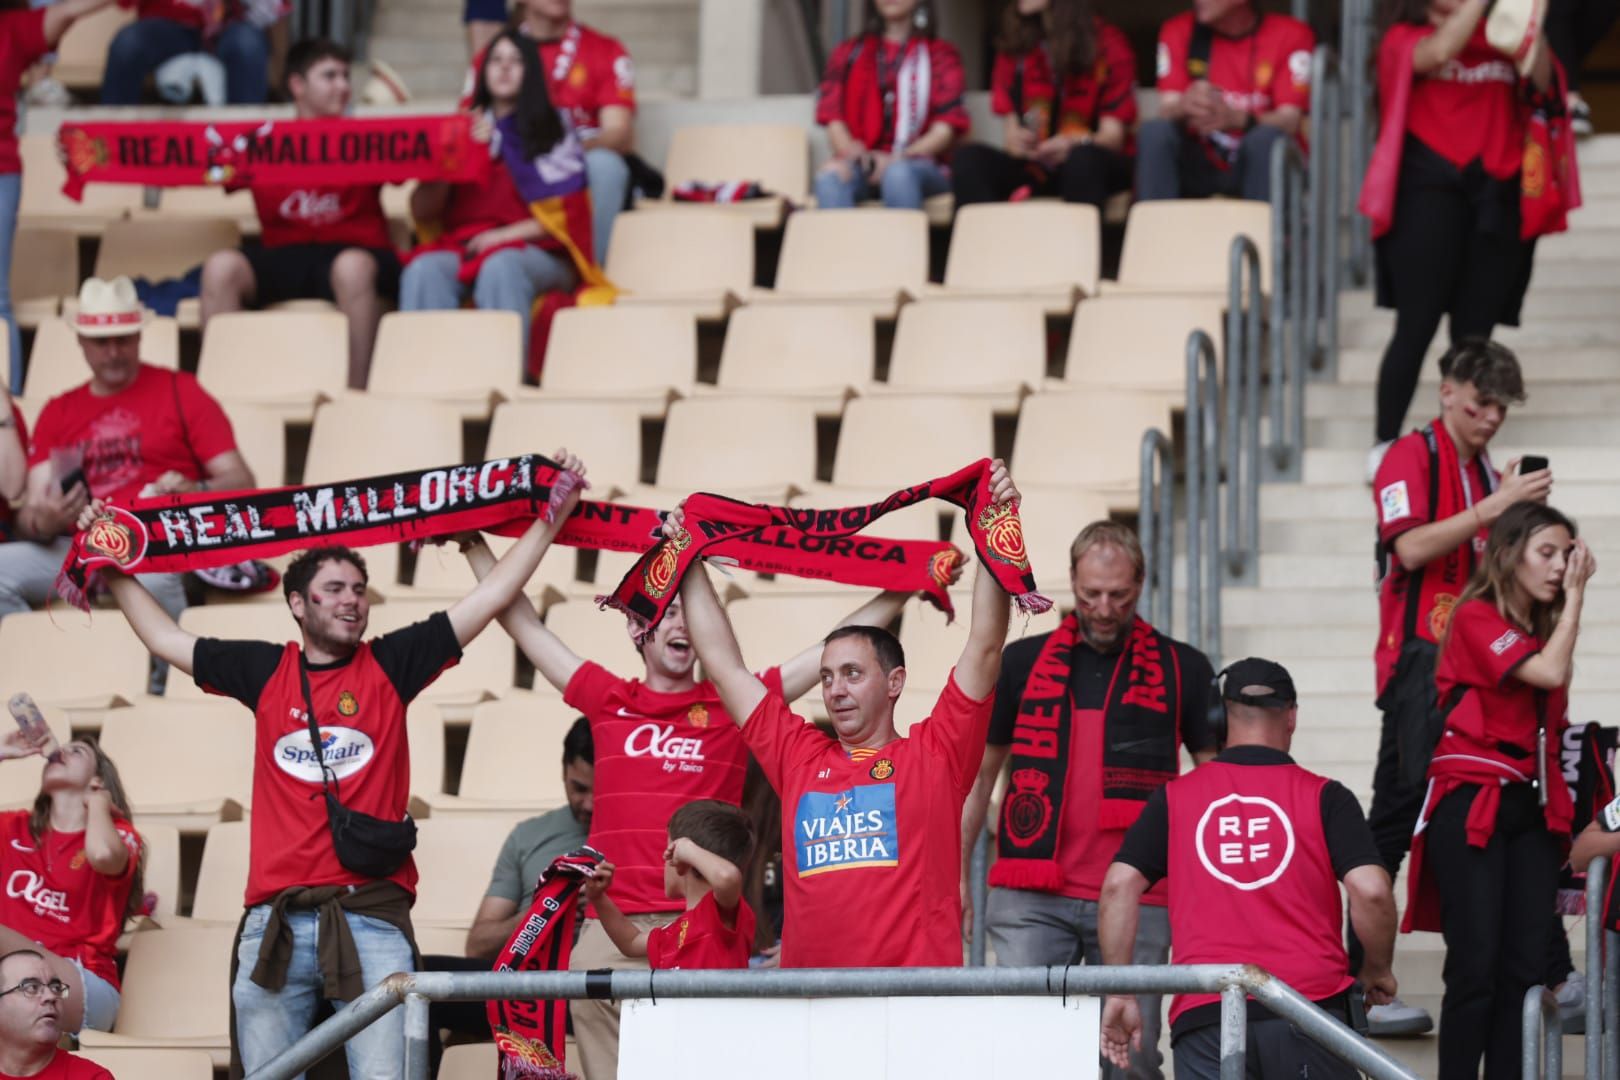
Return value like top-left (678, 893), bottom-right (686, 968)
top-left (1207, 658), bottom-right (1298, 753)
top-left (1209, 664), bottom-right (1234, 751)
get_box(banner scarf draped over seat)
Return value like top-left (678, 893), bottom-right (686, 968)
top-left (489, 847), bottom-right (601, 1080)
top-left (601, 459), bottom-right (1052, 637)
top-left (990, 614), bottom-right (1183, 891)
top-left (56, 115), bottom-right (491, 200)
top-left (55, 456), bottom-right (968, 614)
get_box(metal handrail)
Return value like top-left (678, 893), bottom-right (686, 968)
top-left (243, 964), bottom-right (1423, 1080)
top-left (1525, 984), bottom-right (1566, 1080)
top-left (1185, 330), bottom-right (1221, 664)
top-left (1306, 46), bottom-right (1343, 379)
top-left (1223, 235), bottom-right (1264, 584)
top-left (1139, 428), bottom-right (1174, 631)
top-left (1590, 857), bottom-right (1607, 1080)
top-left (1268, 137), bottom-right (1309, 481)
top-left (1343, 0), bottom-right (1375, 285)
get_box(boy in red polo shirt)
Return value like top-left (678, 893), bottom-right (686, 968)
top-left (585, 800), bottom-right (755, 970)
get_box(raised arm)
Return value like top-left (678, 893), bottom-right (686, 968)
top-left (1515, 539), bottom-right (1594, 690)
top-left (952, 461), bottom-right (1018, 701)
top-left (82, 786), bottom-right (131, 877)
top-left (583, 864), bottom-right (648, 958)
top-left (1391, 461), bottom-right (1551, 572)
top-left (43, 0), bottom-right (114, 47)
top-left (668, 837), bottom-right (743, 914)
top-left (777, 589), bottom-right (914, 700)
top-left (1413, 0), bottom-right (1488, 75)
top-left (677, 557), bottom-right (766, 727)
top-left (102, 572), bottom-right (198, 675)
top-left (463, 536), bottom-right (585, 693)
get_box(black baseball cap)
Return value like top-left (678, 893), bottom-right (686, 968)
top-left (1221, 658), bottom-right (1297, 709)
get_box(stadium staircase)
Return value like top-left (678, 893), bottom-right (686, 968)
top-left (1222, 134), bottom-right (1620, 1078)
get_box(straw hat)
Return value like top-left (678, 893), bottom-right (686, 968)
top-left (1486, 0), bottom-right (1547, 76)
top-left (72, 276), bottom-right (147, 338)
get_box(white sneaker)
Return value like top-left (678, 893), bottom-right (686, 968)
top-left (1366, 998), bottom-right (1434, 1037)
top-left (1558, 977), bottom-right (1586, 1032)
top-left (24, 77), bottom-right (71, 107)
top-left (1365, 440), bottom-right (1394, 486)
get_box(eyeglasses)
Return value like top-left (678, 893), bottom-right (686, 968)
top-left (0, 979), bottom-right (70, 1001)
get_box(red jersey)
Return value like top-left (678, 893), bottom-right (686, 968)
top-left (1164, 760), bottom-right (1350, 1025)
top-left (1156, 11), bottom-right (1314, 136)
top-left (465, 22), bottom-right (635, 138)
top-left (193, 615), bottom-right (461, 905)
top-left (0, 10), bottom-right (48, 175)
top-left (815, 36), bottom-right (969, 155)
top-left (744, 672), bottom-right (991, 968)
top-left (565, 663), bottom-right (780, 914)
top-left (0, 403), bottom-right (29, 540)
top-left (251, 181), bottom-right (391, 250)
top-left (1435, 599), bottom-right (1564, 761)
top-left (1372, 423), bottom-right (1497, 693)
top-left (0, 1051), bottom-right (113, 1079)
top-left (1394, 22), bottom-right (1524, 180)
top-left (646, 891), bottom-right (755, 970)
top-left (990, 20), bottom-right (1139, 141)
top-left (0, 811), bottom-right (140, 989)
top-left (27, 365), bottom-right (237, 507)
top-left (116, 0), bottom-right (237, 32)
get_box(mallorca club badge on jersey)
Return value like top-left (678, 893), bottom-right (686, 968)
top-left (1194, 793), bottom-right (1296, 891)
top-left (794, 786), bottom-right (899, 877)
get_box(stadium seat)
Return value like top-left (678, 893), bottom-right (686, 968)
top-left (76, 1048), bottom-right (215, 1080)
top-left (222, 402), bottom-right (288, 489)
top-left (411, 815), bottom-right (525, 927)
top-left (880, 299), bottom-right (1045, 406)
top-left (1012, 391), bottom-right (1172, 508)
top-left (408, 700), bottom-right (446, 805)
top-left (19, 134), bottom-right (141, 232)
top-left (98, 703), bottom-right (253, 833)
top-left (50, 4), bottom-right (133, 91)
top-left (587, 548), bottom-right (645, 595)
top-left (539, 599), bottom-right (639, 671)
top-left (754, 209), bottom-right (927, 316)
top-left (197, 311), bottom-right (348, 423)
top-left (304, 396), bottom-right (464, 482)
top-left (78, 924), bottom-right (236, 1064)
top-left (0, 612), bottom-right (151, 711)
top-left (188, 820), bottom-right (250, 924)
top-left (10, 228), bottom-right (77, 329)
top-left (706, 303), bottom-right (871, 413)
top-left (0, 705), bottom-right (71, 810)
top-left (419, 696), bottom-right (578, 815)
top-left (439, 1043), bottom-right (499, 1080)
top-left (657, 123), bottom-right (809, 228)
top-left (365, 601), bottom-right (517, 708)
top-left (605, 209), bottom-right (753, 319)
top-left (150, 184), bottom-right (259, 230)
top-left (405, 534), bottom-right (578, 605)
top-left (534, 306), bottom-right (697, 414)
top-left (894, 592), bottom-right (1061, 733)
top-left (369, 310), bottom-right (523, 419)
top-left (1059, 295), bottom-right (1228, 399)
top-left (487, 399), bottom-right (644, 494)
top-left (22, 316), bottom-right (179, 403)
top-left (1016, 488), bottom-right (1114, 593)
top-left (934, 203), bottom-right (1101, 313)
top-left (649, 396), bottom-right (819, 502)
top-left (93, 217), bottom-right (241, 285)
top-left (1110, 200), bottom-right (1273, 295)
top-left (135, 821), bottom-right (181, 922)
top-left (831, 396), bottom-right (996, 488)
top-left (725, 593), bottom-right (881, 702)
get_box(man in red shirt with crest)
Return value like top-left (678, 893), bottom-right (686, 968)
top-left (1137, 0), bottom-right (1314, 201)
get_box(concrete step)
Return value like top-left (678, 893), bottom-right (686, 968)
top-left (1261, 513), bottom-right (1620, 559)
top-left (1260, 479), bottom-right (1620, 521)
top-left (1182, 583), bottom-right (1620, 625)
top-left (1339, 285), bottom-right (1620, 322)
top-left (1330, 345), bottom-right (1620, 385)
top-left (1306, 413), bottom-right (1620, 450)
top-left (1308, 380), bottom-right (1620, 419)
top-left (1303, 447), bottom-right (1620, 486)
top-left (1340, 314), bottom-right (1620, 349)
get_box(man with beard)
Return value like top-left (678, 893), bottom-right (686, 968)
top-left (960, 520), bottom-right (1217, 1080)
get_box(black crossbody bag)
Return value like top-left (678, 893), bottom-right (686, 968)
top-left (298, 658), bottom-right (417, 879)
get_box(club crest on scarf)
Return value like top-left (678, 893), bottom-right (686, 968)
top-left (492, 1028), bottom-right (571, 1080)
top-left (644, 526), bottom-right (691, 600)
top-left (1003, 768), bottom-right (1054, 848)
top-left (929, 548), bottom-right (962, 589)
top-left (84, 508), bottom-right (146, 569)
top-left (976, 501), bottom-right (1030, 572)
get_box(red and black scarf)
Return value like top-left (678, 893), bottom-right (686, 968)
top-left (842, 36), bottom-right (932, 153)
top-left (56, 115), bottom-right (491, 200)
top-left (600, 460), bottom-right (1051, 635)
top-left (990, 615), bottom-right (1182, 891)
top-left (488, 847), bottom-right (601, 1079)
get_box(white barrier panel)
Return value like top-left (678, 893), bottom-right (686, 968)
top-left (620, 994), bottom-right (1101, 1080)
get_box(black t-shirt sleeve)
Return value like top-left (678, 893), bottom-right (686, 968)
top-left (1176, 642), bottom-right (1219, 754)
top-left (191, 638), bottom-right (286, 710)
top-left (1111, 786), bottom-right (1171, 884)
top-left (370, 611), bottom-right (463, 704)
top-left (987, 636), bottom-right (1043, 747)
top-left (1320, 780), bottom-right (1384, 879)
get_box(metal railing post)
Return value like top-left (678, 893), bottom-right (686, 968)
top-left (1306, 47), bottom-right (1342, 380)
top-left (1186, 331), bottom-right (1221, 663)
top-left (1606, 928), bottom-right (1619, 1080)
top-left (1220, 983), bottom-right (1248, 1080)
top-left (1139, 428), bottom-right (1174, 631)
top-left (1525, 986), bottom-right (1563, 1080)
top-left (970, 827), bottom-right (989, 967)
top-left (403, 992), bottom-right (430, 1080)
top-left (1321, 54), bottom-right (1342, 380)
top-left (1346, 0), bottom-right (1373, 285)
top-left (1223, 237), bottom-right (1263, 585)
top-left (1268, 138), bottom-right (1308, 481)
top-left (1589, 857), bottom-right (1607, 1080)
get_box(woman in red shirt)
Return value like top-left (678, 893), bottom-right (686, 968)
top-left (1362, 0), bottom-right (1552, 477)
top-left (1416, 501), bottom-right (1593, 1080)
top-left (0, 734), bottom-right (143, 1035)
top-left (812, 0), bottom-right (969, 209)
top-left (401, 29), bottom-right (578, 374)
top-left (952, 0), bottom-right (1137, 210)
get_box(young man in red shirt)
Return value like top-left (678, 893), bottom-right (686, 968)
top-left (671, 460), bottom-right (1019, 971)
top-left (1099, 659), bottom-right (1398, 1080)
top-left (1136, 0), bottom-right (1314, 202)
top-left (0, 950), bottom-right (112, 1079)
top-left (101, 0), bottom-right (274, 105)
top-left (200, 39), bottom-right (398, 390)
top-left (0, 277), bottom-right (253, 634)
top-left (81, 449), bottom-right (585, 1080)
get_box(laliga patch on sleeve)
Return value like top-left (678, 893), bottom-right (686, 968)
top-left (1157, 42), bottom-right (1171, 80)
top-left (1490, 629), bottom-right (1522, 656)
top-left (1379, 481), bottom-right (1411, 524)
top-left (613, 54), bottom-right (635, 90)
top-left (1288, 49), bottom-right (1311, 86)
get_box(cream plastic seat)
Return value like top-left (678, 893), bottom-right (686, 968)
top-left (486, 399), bottom-right (644, 495)
top-left (51, 5), bottom-right (133, 90)
top-left (646, 396), bottom-right (819, 503)
top-left (724, 593), bottom-right (881, 704)
top-left (188, 820), bottom-right (251, 924)
top-left (751, 208), bottom-right (928, 316)
top-left (77, 925), bottom-right (237, 1065)
top-left (605, 209), bottom-right (753, 320)
top-left (304, 396), bottom-right (464, 482)
top-left (656, 123), bottom-right (809, 228)
top-left (830, 396), bottom-right (996, 488)
top-left (411, 814), bottom-right (525, 927)
top-left (369, 310), bottom-right (523, 420)
top-left (93, 217), bottom-right (241, 283)
top-left (894, 592), bottom-right (1062, 733)
top-left (134, 821), bottom-right (181, 921)
top-left (407, 699), bottom-right (446, 805)
top-left (1058, 295), bottom-right (1228, 401)
top-left (530, 306), bottom-right (696, 415)
top-left (1108, 200), bottom-right (1273, 296)
top-left (198, 311), bottom-right (348, 423)
top-left (76, 1048), bottom-right (216, 1079)
top-left (1013, 391), bottom-right (1172, 509)
top-left (0, 612), bottom-right (150, 711)
top-left (0, 705), bottom-right (71, 810)
top-left (932, 202), bottom-right (1100, 314)
top-left (23, 317), bottom-right (179, 402)
top-left (222, 402), bottom-right (288, 489)
top-left (10, 228), bottom-right (77, 329)
top-left (877, 299), bottom-right (1045, 407)
top-left (150, 184), bottom-right (259, 231)
top-left (405, 534), bottom-right (577, 606)
top-left (539, 598), bottom-right (639, 671)
top-left (419, 695), bottom-right (579, 815)
top-left (1016, 488), bottom-right (1115, 593)
top-left (702, 303), bottom-right (871, 414)
top-left (19, 134), bottom-right (140, 233)
top-left (97, 702), bottom-right (253, 833)
top-left (439, 1043), bottom-right (499, 1080)
top-left (366, 600), bottom-right (516, 707)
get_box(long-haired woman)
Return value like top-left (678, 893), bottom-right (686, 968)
top-left (1406, 501), bottom-right (1593, 1080)
top-left (812, 0), bottom-right (969, 209)
top-left (951, 0), bottom-right (1137, 210)
top-left (0, 734), bottom-right (144, 1033)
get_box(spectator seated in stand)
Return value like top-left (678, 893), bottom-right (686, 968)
top-left (101, 0), bottom-right (281, 105)
top-left (0, 735), bottom-right (142, 1035)
top-left (1136, 0), bottom-right (1314, 202)
top-left (402, 30), bottom-right (580, 377)
top-left (0, 950), bottom-right (112, 1079)
top-left (952, 0), bottom-right (1139, 212)
top-left (812, 0), bottom-right (968, 210)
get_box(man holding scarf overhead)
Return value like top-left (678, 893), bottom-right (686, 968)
top-left (962, 520), bottom-right (1216, 1080)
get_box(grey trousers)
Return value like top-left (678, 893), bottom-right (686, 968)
top-left (988, 887), bottom-right (1171, 1080)
top-left (1172, 1015), bottom-right (1358, 1080)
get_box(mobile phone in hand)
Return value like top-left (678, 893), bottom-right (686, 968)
top-left (58, 467), bottom-right (86, 496)
top-left (1521, 455), bottom-right (1549, 474)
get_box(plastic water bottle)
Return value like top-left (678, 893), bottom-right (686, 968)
top-left (6, 694), bottom-right (60, 763)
